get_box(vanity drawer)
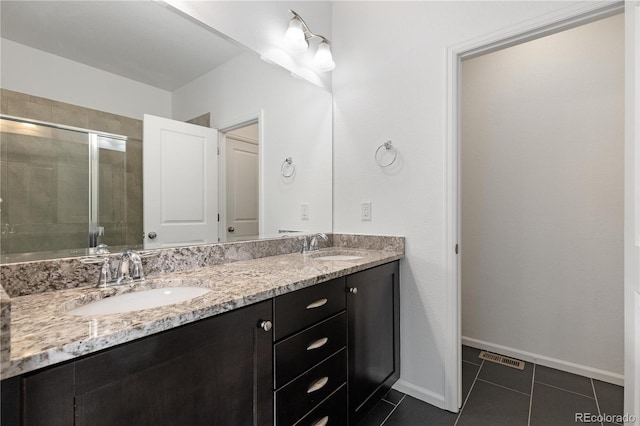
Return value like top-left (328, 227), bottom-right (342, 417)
top-left (296, 385), bottom-right (347, 426)
top-left (275, 312), bottom-right (346, 388)
top-left (274, 277), bottom-right (346, 341)
top-left (275, 349), bottom-right (347, 426)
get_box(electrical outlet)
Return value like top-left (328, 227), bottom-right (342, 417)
top-left (361, 202), bottom-right (372, 221)
top-left (301, 204), bottom-right (309, 220)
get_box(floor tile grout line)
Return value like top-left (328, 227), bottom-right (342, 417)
top-left (590, 378), bottom-right (604, 426)
top-left (380, 394), bottom-right (406, 426)
top-left (534, 381), bottom-right (596, 400)
top-left (454, 359), bottom-right (484, 426)
top-left (381, 397), bottom-right (399, 407)
top-left (476, 378), bottom-right (531, 397)
top-left (527, 364), bottom-right (536, 426)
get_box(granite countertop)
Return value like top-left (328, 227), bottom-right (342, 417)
top-left (1, 247), bottom-right (403, 379)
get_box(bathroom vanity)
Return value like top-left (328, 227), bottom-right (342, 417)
top-left (0, 242), bottom-right (402, 426)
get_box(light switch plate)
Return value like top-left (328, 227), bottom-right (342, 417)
top-left (301, 204), bottom-right (309, 220)
top-left (361, 202), bottom-right (372, 221)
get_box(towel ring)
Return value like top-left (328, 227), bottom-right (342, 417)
top-left (375, 141), bottom-right (397, 167)
top-left (281, 157), bottom-right (295, 178)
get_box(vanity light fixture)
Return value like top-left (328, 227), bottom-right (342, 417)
top-left (283, 10), bottom-right (335, 72)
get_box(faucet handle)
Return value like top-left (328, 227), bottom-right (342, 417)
top-left (309, 233), bottom-right (329, 251)
top-left (315, 233), bottom-right (329, 244)
top-left (298, 235), bottom-right (310, 253)
top-left (80, 256), bottom-right (113, 287)
top-left (115, 250), bottom-right (133, 284)
top-left (128, 251), bottom-right (145, 281)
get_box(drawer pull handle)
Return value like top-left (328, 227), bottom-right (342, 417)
top-left (312, 416), bottom-right (329, 426)
top-left (307, 376), bottom-right (329, 393)
top-left (306, 298), bottom-right (328, 309)
top-left (307, 337), bottom-right (329, 351)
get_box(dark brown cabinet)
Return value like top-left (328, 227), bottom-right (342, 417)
top-left (1, 300), bottom-right (273, 426)
top-left (1, 260), bottom-right (400, 426)
top-left (347, 261), bottom-right (400, 425)
top-left (273, 277), bottom-right (348, 426)
top-left (273, 261), bottom-right (400, 426)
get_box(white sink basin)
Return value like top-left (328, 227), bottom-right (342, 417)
top-left (67, 287), bottom-right (210, 316)
top-left (314, 255), bottom-right (363, 261)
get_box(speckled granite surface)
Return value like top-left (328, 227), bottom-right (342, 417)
top-left (0, 286), bottom-right (10, 368)
top-left (1, 245), bottom-right (403, 379)
top-left (333, 234), bottom-right (405, 252)
top-left (0, 235), bottom-right (331, 297)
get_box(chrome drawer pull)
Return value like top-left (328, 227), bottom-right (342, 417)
top-left (307, 337), bottom-right (329, 351)
top-left (312, 416), bottom-right (329, 426)
top-left (306, 298), bottom-right (328, 309)
top-left (307, 376), bottom-right (329, 393)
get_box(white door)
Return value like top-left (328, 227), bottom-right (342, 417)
top-left (225, 136), bottom-right (259, 241)
top-left (143, 114), bottom-right (218, 249)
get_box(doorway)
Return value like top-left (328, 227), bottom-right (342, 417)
top-left (461, 10), bottom-right (624, 377)
top-left (460, 9), bottom-right (624, 414)
top-left (442, 1), bottom-right (634, 413)
top-left (220, 121), bottom-right (260, 242)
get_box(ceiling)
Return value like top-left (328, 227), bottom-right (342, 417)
top-left (0, 1), bottom-right (245, 91)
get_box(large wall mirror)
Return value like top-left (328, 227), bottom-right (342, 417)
top-left (0, 1), bottom-right (332, 262)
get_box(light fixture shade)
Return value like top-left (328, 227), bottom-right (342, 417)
top-left (313, 41), bottom-right (335, 72)
top-left (284, 18), bottom-right (308, 53)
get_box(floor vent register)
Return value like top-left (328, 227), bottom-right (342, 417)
top-left (478, 351), bottom-right (525, 370)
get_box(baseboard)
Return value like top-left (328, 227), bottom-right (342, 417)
top-left (462, 336), bottom-right (624, 386)
top-left (392, 379), bottom-right (447, 410)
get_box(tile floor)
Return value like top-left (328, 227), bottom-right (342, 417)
top-left (359, 346), bottom-right (625, 426)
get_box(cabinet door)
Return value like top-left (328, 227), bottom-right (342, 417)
top-left (347, 261), bottom-right (400, 424)
top-left (18, 363), bottom-right (75, 426)
top-left (74, 301), bottom-right (273, 426)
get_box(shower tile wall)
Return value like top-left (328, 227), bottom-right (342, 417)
top-left (0, 89), bottom-right (143, 254)
top-left (1, 127), bottom-right (89, 253)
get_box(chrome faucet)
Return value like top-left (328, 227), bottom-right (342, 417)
top-left (309, 233), bottom-right (329, 251)
top-left (81, 248), bottom-right (154, 287)
top-left (299, 235), bottom-right (310, 254)
top-left (299, 233), bottom-right (329, 254)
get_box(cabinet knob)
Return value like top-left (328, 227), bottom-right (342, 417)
top-left (259, 320), bottom-right (272, 332)
top-left (349, 287), bottom-right (358, 294)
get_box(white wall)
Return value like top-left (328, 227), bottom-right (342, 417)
top-left (331, 0), bottom-right (586, 408)
top-left (0, 39), bottom-right (171, 119)
top-left (172, 53), bottom-right (333, 237)
top-left (165, 0), bottom-right (333, 90)
top-left (461, 15), bottom-right (623, 379)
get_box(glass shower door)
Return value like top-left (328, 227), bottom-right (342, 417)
top-left (0, 116), bottom-right (130, 259)
top-left (0, 117), bottom-right (91, 255)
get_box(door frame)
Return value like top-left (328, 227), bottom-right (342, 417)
top-left (216, 111), bottom-right (264, 242)
top-left (443, 0), bottom-right (630, 413)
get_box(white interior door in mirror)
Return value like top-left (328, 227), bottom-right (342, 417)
top-left (143, 114), bottom-right (218, 249)
top-left (226, 136), bottom-right (259, 241)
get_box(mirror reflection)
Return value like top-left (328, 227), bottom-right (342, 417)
top-left (0, 1), bottom-right (332, 262)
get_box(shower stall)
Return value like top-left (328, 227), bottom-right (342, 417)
top-left (0, 115), bottom-right (141, 260)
